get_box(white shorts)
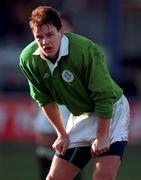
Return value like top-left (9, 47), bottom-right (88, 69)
top-left (34, 105), bottom-right (70, 134)
top-left (66, 95), bottom-right (130, 149)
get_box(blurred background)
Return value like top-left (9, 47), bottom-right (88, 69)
top-left (0, 0), bottom-right (141, 180)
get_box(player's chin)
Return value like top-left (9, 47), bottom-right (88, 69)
top-left (45, 50), bottom-right (55, 57)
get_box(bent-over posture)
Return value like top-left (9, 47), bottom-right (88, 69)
top-left (20, 6), bottom-right (130, 180)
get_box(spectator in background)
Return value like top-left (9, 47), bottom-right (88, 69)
top-left (0, 1), bottom-right (10, 38)
top-left (20, 6), bottom-right (130, 180)
top-left (118, 58), bottom-right (139, 98)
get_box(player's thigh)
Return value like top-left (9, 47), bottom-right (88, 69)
top-left (93, 155), bottom-right (120, 180)
top-left (46, 155), bottom-right (80, 180)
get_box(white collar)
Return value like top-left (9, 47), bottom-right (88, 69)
top-left (33, 35), bottom-right (69, 64)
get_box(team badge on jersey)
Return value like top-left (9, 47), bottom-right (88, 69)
top-left (62, 70), bottom-right (74, 82)
top-left (43, 73), bottom-right (49, 78)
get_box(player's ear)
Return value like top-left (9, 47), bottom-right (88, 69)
top-left (60, 27), bottom-right (64, 37)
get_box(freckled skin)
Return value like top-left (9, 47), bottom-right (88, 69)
top-left (33, 24), bottom-right (64, 60)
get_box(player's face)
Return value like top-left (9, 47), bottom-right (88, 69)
top-left (33, 24), bottom-right (64, 60)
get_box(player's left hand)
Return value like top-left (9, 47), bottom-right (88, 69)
top-left (91, 136), bottom-right (110, 157)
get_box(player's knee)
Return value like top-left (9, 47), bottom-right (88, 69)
top-left (92, 169), bottom-right (114, 180)
top-left (46, 172), bottom-right (67, 180)
top-left (46, 173), bottom-right (55, 180)
top-left (46, 173), bottom-right (70, 180)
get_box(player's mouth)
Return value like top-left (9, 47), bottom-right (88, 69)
top-left (43, 46), bottom-right (53, 53)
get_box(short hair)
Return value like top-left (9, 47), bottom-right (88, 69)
top-left (29, 6), bottom-right (62, 31)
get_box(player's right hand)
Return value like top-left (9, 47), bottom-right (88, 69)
top-left (52, 134), bottom-right (69, 156)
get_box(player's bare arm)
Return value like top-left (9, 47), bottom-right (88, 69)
top-left (42, 103), bottom-right (69, 155)
top-left (91, 118), bottom-right (110, 157)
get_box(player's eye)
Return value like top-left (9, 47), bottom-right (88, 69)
top-left (47, 33), bottom-right (54, 37)
top-left (36, 35), bottom-right (42, 39)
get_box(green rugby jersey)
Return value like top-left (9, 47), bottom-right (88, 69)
top-left (20, 32), bottom-right (123, 118)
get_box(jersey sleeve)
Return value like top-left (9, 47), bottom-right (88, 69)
top-left (83, 44), bottom-right (122, 119)
top-left (19, 55), bottom-right (54, 107)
